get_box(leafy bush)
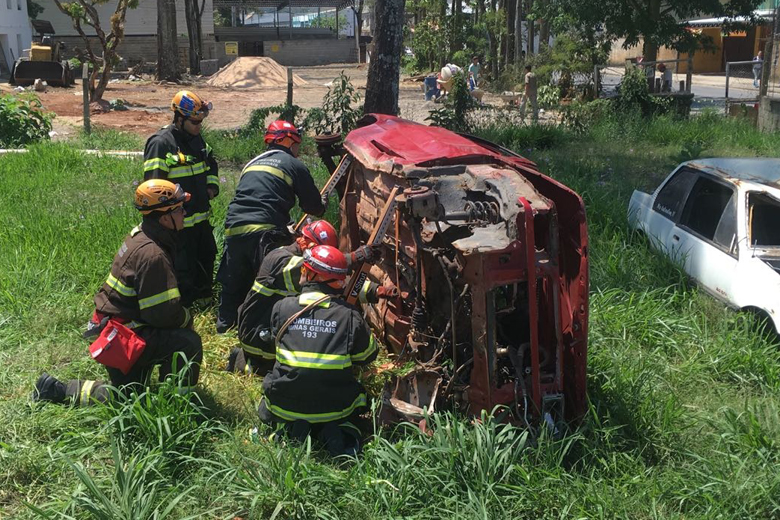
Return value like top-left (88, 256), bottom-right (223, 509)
top-left (617, 66), bottom-right (671, 117)
top-left (426, 70), bottom-right (475, 133)
top-left (537, 84), bottom-right (561, 110)
top-left (560, 98), bottom-right (612, 133)
top-left (304, 71), bottom-right (362, 136)
top-left (0, 93), bottom-right (53, 147)
top-left (68, 57), bottom-right (82, 72)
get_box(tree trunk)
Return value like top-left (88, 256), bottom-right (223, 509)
top-left (537, 0), bottom-right (548, 49)
top-left (453, 0), bottom-right (461, 56)
top-left (505, 0), bottom-right (514, 67)
top-left (526, 17), bottom-right (534, 55)
top-left (514, 0), bottom-right (522, 65)
top-left (489, 0), bottom-right (498, 78)
top-left (642, 0), bottom-right (660, 61)
top-left (364, 0), bottom-right (405, 115)
top-left (352, 0), bottom-right (363, 64)
top-left (184, 0), bottom-right (202, 74)
top-left (157, 0), bottom-right (180, 81)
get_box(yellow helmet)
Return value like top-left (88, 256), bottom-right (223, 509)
top-left (135, 179), bottom-right (190, 215)
top-left (171, 90), bottom-right (212, 120)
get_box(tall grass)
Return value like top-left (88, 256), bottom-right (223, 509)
top-left (3, 113), bottom-right (780, 518)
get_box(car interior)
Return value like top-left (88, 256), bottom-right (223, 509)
top-left (749, 192), bottom-right (780, 247)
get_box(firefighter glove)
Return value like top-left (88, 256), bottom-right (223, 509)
top-left (348, 245), bottom-right (381, 266)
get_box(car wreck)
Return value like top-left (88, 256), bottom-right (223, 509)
top-left (629, 158), bottom-right (780, 334)
top-left (319, 115), bottom-right (589, 426)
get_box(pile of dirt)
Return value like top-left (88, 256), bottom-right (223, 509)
top-left (206, 57), bottom-right (308, 89)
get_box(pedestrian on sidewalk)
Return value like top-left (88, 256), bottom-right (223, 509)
top-left (753, 51), bottom-right (763, 88)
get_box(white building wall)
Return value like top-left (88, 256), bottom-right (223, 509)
top-left (0, 0), bottom-right (32, 73)
top-left (36, 0), bottom-right (214, 38)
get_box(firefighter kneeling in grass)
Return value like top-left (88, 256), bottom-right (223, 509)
top-left (32, 180), bottom-right (203, 406)
top-left (258, 245), bottom-right (378, 457)
top-left (231, 219), bottom-right (386, 375)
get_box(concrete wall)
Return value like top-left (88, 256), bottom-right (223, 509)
top-left (36, 0), bottom-right (214, 37)
top-left (758, 95), bottom-right (780, 132)
top-left (264, 39), bottom-right (356, 66)
top-left (0, 0), bottom-right (32, 74)
top-left (57, 35), bottom-right (218, 69)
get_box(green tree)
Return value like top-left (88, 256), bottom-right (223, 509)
top-left (27, 0), bottom-right (44, 19)
top-left (535, 0), bottom-right (762, 62)
top-left (51, 0), bottom-right (138, 102)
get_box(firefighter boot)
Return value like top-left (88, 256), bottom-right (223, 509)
top-left (31, 373), bottom-right (67, 404)
top-left (226, 347), bottom-right (247, 373)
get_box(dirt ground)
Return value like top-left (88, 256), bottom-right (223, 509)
top-left (0, 64), bottom-right (519, 140)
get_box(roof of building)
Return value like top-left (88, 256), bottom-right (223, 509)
top-left (213, 0), bottom-right (353, 9)
top-left (686, 158), bottom-right (780, 187)
top-left (685, 9), bottom-right (774, 28)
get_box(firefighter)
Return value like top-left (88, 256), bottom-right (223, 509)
top-left (216, 120), bottom-right (326, 333)
top-left (258, 245), bottom-right (378, 457)
top-left (32, 180), bottom-right (203, 406)
top-left (143, 90), bottom-right (219, 307)
top-left (230, 220), bottom-right (386, 375)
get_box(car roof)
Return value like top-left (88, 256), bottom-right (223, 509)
top-left (684, 158), bottom-right (780, 188)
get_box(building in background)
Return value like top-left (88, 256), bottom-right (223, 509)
top-left (0, 0), bottom-right (32, 78)
top-left (34, 0), bottom-right (217, 68)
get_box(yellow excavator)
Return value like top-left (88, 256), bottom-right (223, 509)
top-left (10, 20), bottom-right (74, 87)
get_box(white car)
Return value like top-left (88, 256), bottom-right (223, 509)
top-left (628, 158), bottom-right (780, 332)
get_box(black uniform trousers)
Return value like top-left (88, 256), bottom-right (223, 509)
top-left (66, 327), bottom-right (203, 405)
top-left (258, 400), bottom-right (362, 457)
top-left (216, 229), bottom-right (291, 332)
top-left (175, 221), bottom-right (217, 306)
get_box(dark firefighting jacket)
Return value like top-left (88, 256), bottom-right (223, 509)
top-left (224, 145), bottom-right (324, 237)
top-left (143, 125), bottom-right (219, 229)
top-left (237, 244), bottom-right (383, 359)
top-left (263, 282), bottom-right (378, 423)
top-left (93, 220), bottom-right (191, 330)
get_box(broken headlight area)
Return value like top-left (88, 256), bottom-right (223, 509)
top-left (335, 115), bottom-right (589, 428)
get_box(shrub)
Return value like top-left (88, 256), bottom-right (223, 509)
top-left (426, 70), bottom-right (475, 133)
top-left (303, 71), bottom-right (362, 136)
top-left (560, 98), bottom-right (613, 134)
top-left (616, 66), bottom-right (671, 117)
top-left (0, 93), bottom-right (53, 147)
top-left (537, 84), bottom-right (561, 110)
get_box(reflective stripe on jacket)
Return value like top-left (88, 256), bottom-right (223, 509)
top-left (262, 282), bottom-right (378, 423)
top-left (236, 244), bottom-right (381, 355)
top-left (224, 146), bottom-right (325, 235)
top-left (93, 220), bottom-right (191, 329)
top-left (143, 125), bottom-right (218, 228)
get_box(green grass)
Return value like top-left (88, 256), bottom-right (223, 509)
top-left (2, 113), bottom-right (780, 518)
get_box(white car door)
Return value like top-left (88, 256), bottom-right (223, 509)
top-left (668, 174), bottom-right (739, 302)
top-left (641, 167), bottom-right (699, 251)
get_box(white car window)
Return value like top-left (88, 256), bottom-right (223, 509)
top-left (653, 168), bottom-right (698, 221)
top-left (677, 175), bottom-right (734, 242)
top-left (748, 192), bottom-right (780, 246)
top-left (713, 194), bottom-right (738, 255)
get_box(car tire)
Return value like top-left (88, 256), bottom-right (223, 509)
top-left (741, 307), bottom-right (778, 340)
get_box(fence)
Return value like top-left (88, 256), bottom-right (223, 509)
top-left (725, 60), bottom-right (762, 114)
top-left (596, 58), bottom-right (692, 98)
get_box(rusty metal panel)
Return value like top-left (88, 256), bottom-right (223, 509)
top-left (337, 115), bottom-right (589, 427)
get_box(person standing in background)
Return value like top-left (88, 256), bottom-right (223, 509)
top-left (753, 51), bottom-right (764, 88)
top-left (519, 64), bottom-right (538, 123)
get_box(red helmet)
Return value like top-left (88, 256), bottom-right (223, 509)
top-left (301, 220), bottom-right (338, 248)
top-left (302, 245), bottom-right (348, 280)
top-left (264, 120), bottom-right (302, 145)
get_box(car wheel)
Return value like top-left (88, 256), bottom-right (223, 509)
top-left (741, 307), bottom-right (778, 340)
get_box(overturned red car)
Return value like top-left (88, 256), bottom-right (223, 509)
top-left (322, 114), bottom-right (588, 426)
